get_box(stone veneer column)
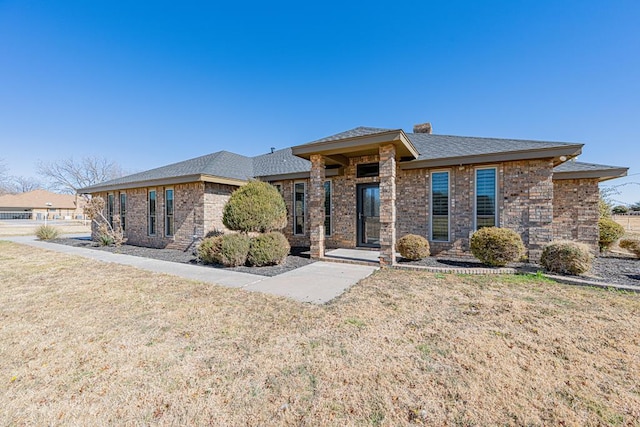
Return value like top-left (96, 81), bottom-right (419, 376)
top-left (309, 154), bottom-right (326, 259)
top-left (379, 144), bottom-right (397, 267)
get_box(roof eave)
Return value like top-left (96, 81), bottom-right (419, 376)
top-left (553, 167), bottom-right (629, 182)
top-left (400, 144), bottom-right (583, 170)
top-left (77, 174), bottom-right (248, 194)
top-left (292, 129), bottom-right (420, 160)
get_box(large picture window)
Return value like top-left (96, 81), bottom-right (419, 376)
top-left (476, 168), bottom-right (497, 229)
top-left (430, 171), bottom-right (449, 241)
top-left (148, 190), bottom-right (157, 236)
top-left (324, 180), bottom-right (331, 236)
top-left (294, 182), bottom-right (305, 235)
top-left (119, 193), bottom-right (126, 231)
top-left (165, 188), bottom-right (174, 237)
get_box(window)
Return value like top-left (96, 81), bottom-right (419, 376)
top-left (273, 183), bottom-right (283, 195)
top-left (430, 171), bottom-right (449, 241)
top-left (107, 193), bottom-right (114, 228)
top-left (294, 182), bottom-right (305, 235)
top-left (119, 193), bottom-right (126, 231)
top-left (476, 168), bottom-right (497, 229)
top-left (148, 190), bottom-right (157, 236)
top-left (356, 162), bottom-right (379, 178)
top-left (324, 180), bottom-right (331, 236)
top-left (165, 188), bottom-right (174, 237)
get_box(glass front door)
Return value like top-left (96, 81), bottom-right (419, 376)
top-left (357, 183), bottom-right (380, 247)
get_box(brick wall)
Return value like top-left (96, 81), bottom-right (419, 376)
top-left (552, 178), bottom-right (600, 250)
top-left (90, 182), bottom-right (236, 251)
top-left (396, 159), bottom-right (555, 261)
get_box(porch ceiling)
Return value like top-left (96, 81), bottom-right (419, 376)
top-left (291, 129), bottom-right (419, 166)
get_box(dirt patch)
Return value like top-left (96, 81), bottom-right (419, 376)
top-left (1, 241), bottom-right (639, 426)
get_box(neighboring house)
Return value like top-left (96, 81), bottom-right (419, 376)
top-left (0, 189), bottom-right (86, 220)
top-left (78, 124), bottom-right (628, 264)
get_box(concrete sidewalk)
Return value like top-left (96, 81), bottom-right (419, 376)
top-left (2, 235), bottom-right (377, 304)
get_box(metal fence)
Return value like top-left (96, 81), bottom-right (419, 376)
top-left (0, 212), bottom-right (33, 220)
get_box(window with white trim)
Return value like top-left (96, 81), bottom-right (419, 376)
top-left (107, 193), bottom-right (115, 228)
top-left (475, 168), bottom-right (497, 229)
top-left (165, 188), bottom-right (174, 237)
top-left (430, 171), bottom-right (449, 241)
top-left (294, 182), bottom-right (305, 235)
top-left (119, 193), bottom-right (126, 231)
top-left (148, 190), bottom-right (157, 236)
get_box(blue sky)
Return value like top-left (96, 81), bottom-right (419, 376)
top-left (1, 0), bottom-right (638, 204)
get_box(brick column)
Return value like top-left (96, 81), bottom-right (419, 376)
top-left (309, 154), bottom-right (326, 259)
top-left (379, 144), bottom-right (397, 267)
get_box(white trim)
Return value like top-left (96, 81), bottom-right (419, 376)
top-left (429, 170), bottom-right (450, 242)
top-left (148, 189), bottom-right (157, 236)
top-left (165, 187), bottom-right (175, 237)
top-left (293, 181), bottom-right (306, 236)
top-left (473, 167), bottom-right (499, 230)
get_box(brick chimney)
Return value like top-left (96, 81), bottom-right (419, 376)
top-left (413, 122), bottom-right (432, 134)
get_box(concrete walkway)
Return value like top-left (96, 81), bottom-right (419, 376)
top-left (2, 235), bottom-right (377, 304)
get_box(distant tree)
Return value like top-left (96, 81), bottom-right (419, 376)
top-left (37, 156), bottom-right (125, 194)
top-left (6, 176), bottom-right (44, 193)
top-left (0, 158), bottom-right (10, 194)
top-left (612, 205), bottom-right (629, 214)
top-left (631, 201), bottom-right (640, 212)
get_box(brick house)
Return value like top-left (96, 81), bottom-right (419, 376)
top-left (78, 124), bottom-right (627, 265)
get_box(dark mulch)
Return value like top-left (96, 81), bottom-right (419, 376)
top-left (49, 237), bottom-right (314, 277)
top-left (399, 252), bottom-right (639, 289)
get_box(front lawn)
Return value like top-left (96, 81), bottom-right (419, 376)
top-left (1, 241), bottom-right (638, 426)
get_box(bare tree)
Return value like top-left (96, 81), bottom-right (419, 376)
top-left (37, 156), bottom-right (126, 194)
top-left (8, 176), bottom-right (44, 193)
top-left (0, 159), bottom-right (11, 194)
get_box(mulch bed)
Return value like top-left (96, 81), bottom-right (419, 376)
top-left (49, 237), bottom-right (314, 277)
top-left (399, 252), bottom-right (639, 289)
top-left (49, 237), bottom-right (639, 287)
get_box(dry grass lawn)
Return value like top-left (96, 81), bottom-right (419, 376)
top-left (614, 215), bottom-right (640, 239)
top-left (0, 220), bottom-right (90, 236)
top-left (1, 241), bottom-right (639, 426)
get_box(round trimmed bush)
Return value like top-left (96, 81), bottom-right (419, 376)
top-left (216, 233), bottom-right (251, 267)
top-left (197, 235), bottom-right (223, 265)
top-left (223, 181), bottom-right (287, 233)
top-left (247, 232), bottom-right (290, 266)
top-left (541, 240), bottom-right (593, 275)
top-left (198, 233), bottom-right (250, 267)
top-left (619, 239), bottom-right (640, 259)
top-left (598, 218), bottom-right (624, 252)
top-left (470, 227), bottom-right (525, 267)
top-left (396, 234), bottom-right (430, 260)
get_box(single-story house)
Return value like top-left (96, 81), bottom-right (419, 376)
top-left (78, 123), bottom-right (628, 265)
top-left (0, 189), bottom-right (86, 220)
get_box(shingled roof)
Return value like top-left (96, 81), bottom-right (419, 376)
top-left (553, 161), bottom-right (628, 181)
top-left (77, 126), bottom-right (624, 193)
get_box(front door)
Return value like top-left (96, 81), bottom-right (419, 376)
top-left (356, 183), bottom-right (380, 247)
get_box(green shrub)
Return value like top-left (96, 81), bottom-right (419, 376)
top-left (598, 218), bottom-right (624, 251)
top-left (619, 239), bottom-right (640, 259)
top-left (35, 225), bottom-right (60, 240)
top-left (470, 227), bottom-right (525, 267)
top-left (223, 181), bottom-right (287, 233)
top-left (396, 234), bottom-right (430, 260)
top-left (204, 229), bottom-right (224, 238)
top-left (247, 232), bottom-right (290, 266)
top-left (197, 235), bottom-right (224, 264)
top-left (541, 240), bottom-right (593, 275)
top-left (215, 233), bottom-right (251, 267)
